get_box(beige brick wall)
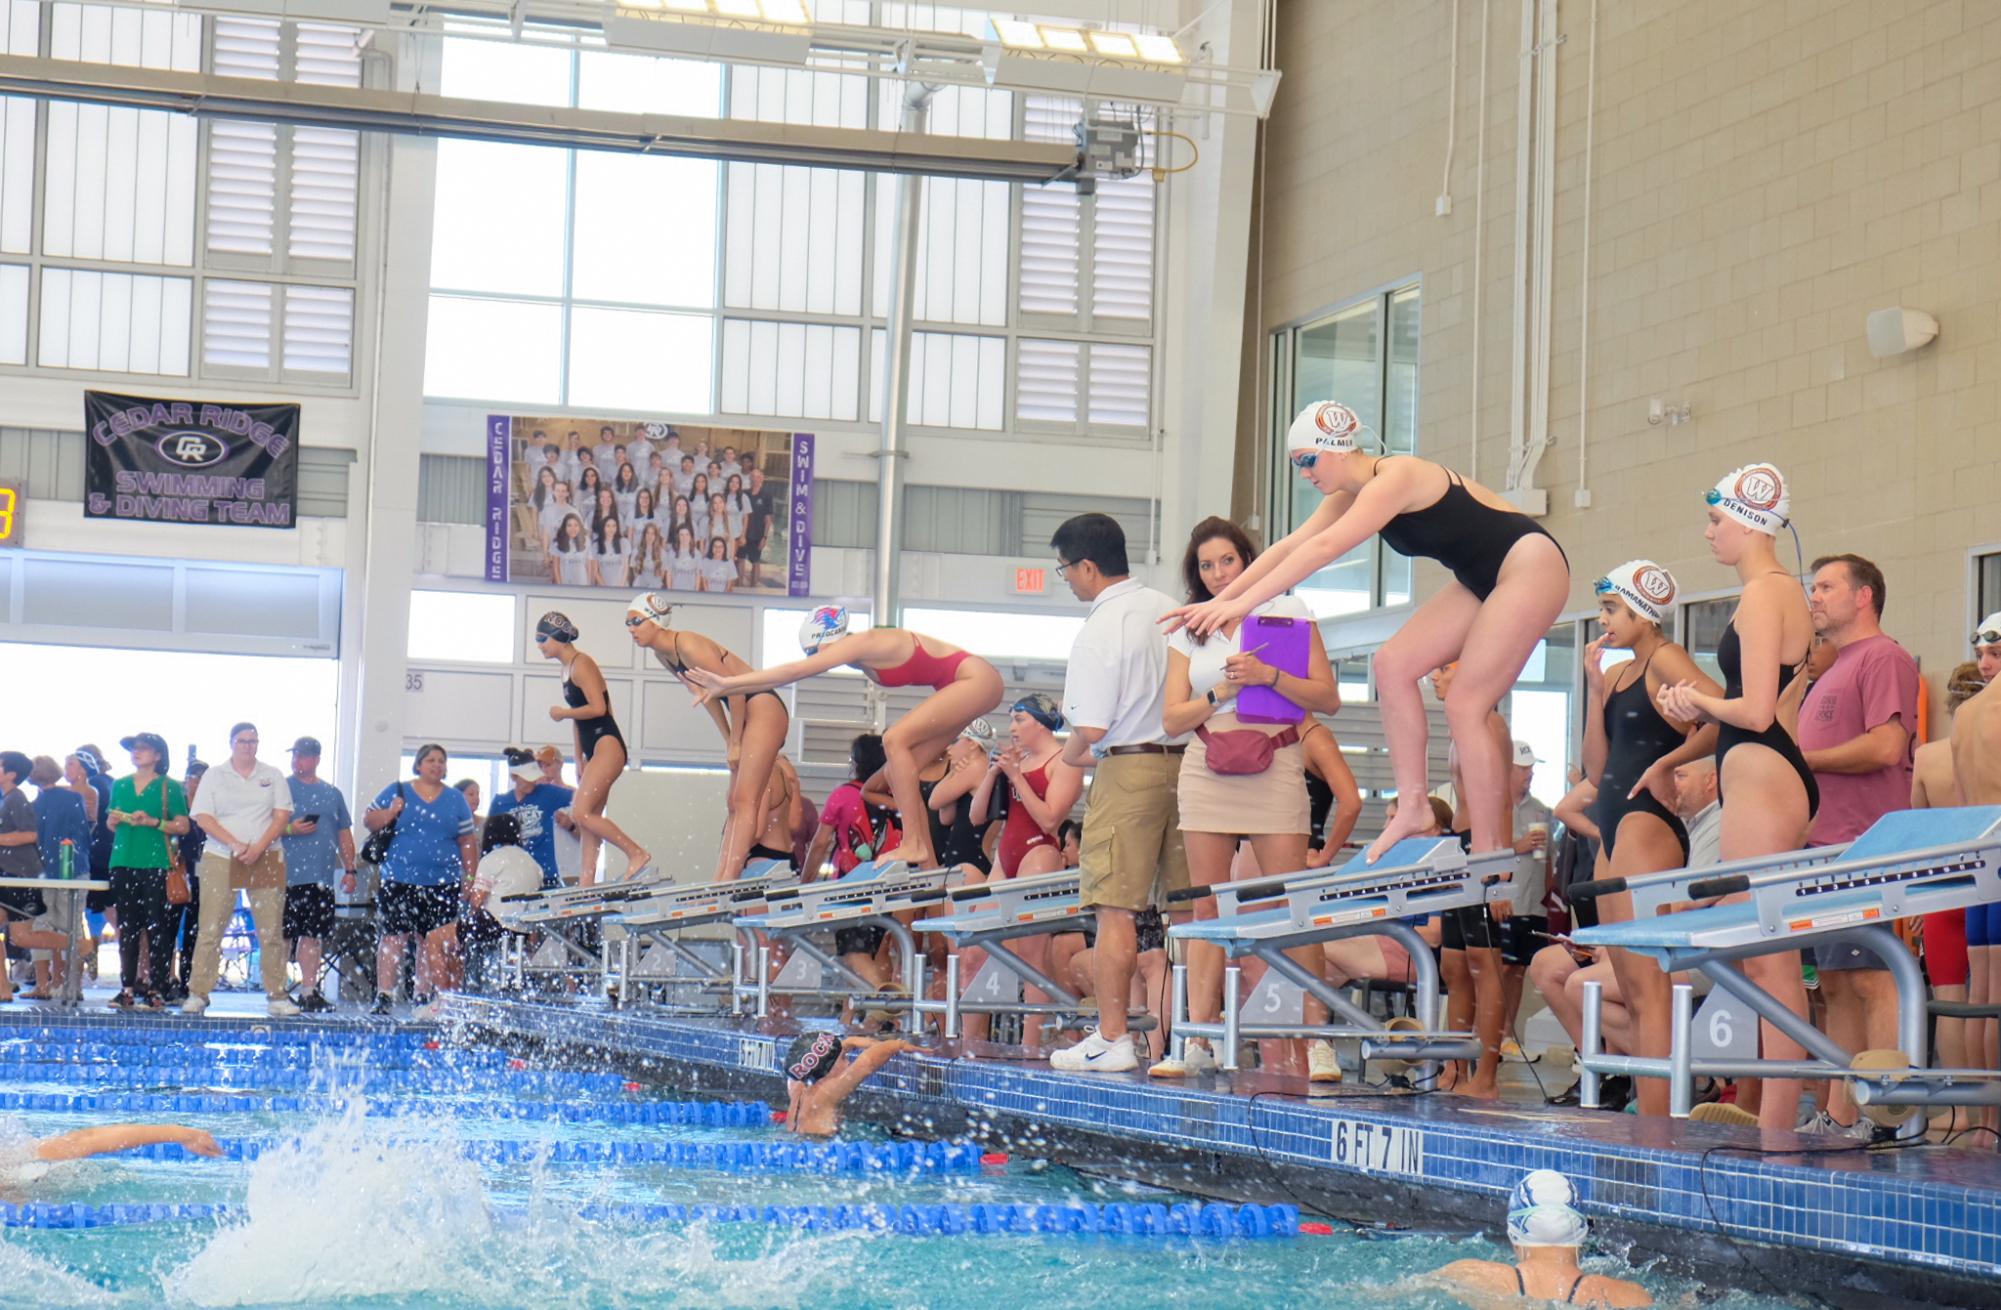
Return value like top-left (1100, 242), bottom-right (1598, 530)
top-left (1250, 0), bottom-right (2001, 698)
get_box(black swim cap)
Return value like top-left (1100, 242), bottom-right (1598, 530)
top-left (785, 1033), bottom-right (842, 1083)
top-left (1011, 693), bottom-right (1064, 733)
top-left (535, 611), bottom-right (580, 644)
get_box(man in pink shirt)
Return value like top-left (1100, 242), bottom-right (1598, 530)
top-left (1796, 554), bottom-right (1919, 1138)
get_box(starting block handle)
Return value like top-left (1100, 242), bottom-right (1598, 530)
top-left (906, 889), bottom-right (949, 906)
top-left (1569, 877), bottom-right (1624, 901)
top-left (1686, 873), bottom-right (1749, 900)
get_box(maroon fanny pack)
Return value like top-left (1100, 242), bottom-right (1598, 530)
top-left (1196, 724), bottom-right (1300, 776)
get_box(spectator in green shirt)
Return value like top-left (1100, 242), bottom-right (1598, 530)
top-left (105, 733), bottom-right (189, 1010)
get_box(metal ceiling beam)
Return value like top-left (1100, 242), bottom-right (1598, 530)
top-left (0, 54), bottom-right (1083, 184)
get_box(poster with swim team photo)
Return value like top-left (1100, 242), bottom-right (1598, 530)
top-left (484, 415), bottom-right (813, 598)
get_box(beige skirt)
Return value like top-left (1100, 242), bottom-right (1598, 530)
top-left (1175, 716), bottom-right (1310, 835)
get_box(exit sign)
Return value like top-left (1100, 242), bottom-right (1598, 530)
top-left (0, 485), bottom-right (20, 549)
top-left (1013, 567), bottom-right (1045, 594)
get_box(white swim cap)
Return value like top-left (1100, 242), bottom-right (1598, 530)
top-left (799, 604), bottom-right (850, 654)
top-left (1507, 1202), bottom-right (1589, 1249)
top-left (1509, 1169), bottom-right (1578, 1212)
top-left (625, 591), bottom-right (673, 628)
top-left (960, 718), bottom-right (996, 744)
top-left (1594, 559), bottom-right (1678, 625)
top-left (1706, 463), bottom-right (1789, 536)
top-left (1974, 613), bottom-right (2001, 646)
top-left (1286, 401), bottom-right (1366, 455)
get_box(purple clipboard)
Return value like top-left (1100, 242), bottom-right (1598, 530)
top-left (1236, 614), bottom-right (1309, 724)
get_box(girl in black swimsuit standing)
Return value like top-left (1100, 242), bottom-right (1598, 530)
top-left (534, 612), bottom-right (651, 887)
top-left (1656, 463), bottom-right (1817, 1132)
top-left (624, 592), bottom-right (790, 882)
top-left (1580, 560), bottom-right (1719, 1119)
top-left (1167, 401), bottom-right (1571, 864)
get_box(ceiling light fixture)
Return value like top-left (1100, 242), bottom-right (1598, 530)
top-left (609, 0), bottom-right (815, 62)
top-left (981, 18), bottom-right (1188, 101)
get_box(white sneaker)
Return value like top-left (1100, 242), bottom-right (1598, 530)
top-left (1148, 1039), bottom-right (1220, 1078)
top-left (266, 997), bottom-right (301, 1018)
top-left (1050, 1029), bottom-right (1136, 1073)
top-left (413, 999), bottom-right (444, 1022)
top-left (1798, 1109), bottom-right (1872, 1141)
top-left (181, 994), bottom-right (209, 1015)
top-left (1308, 1039), bottom-right (1343, 1083)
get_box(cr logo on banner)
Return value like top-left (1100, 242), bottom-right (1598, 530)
top-left (156, 431), bottom-right (228, 468)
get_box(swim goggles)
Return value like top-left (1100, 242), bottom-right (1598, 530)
top-left (1591, 577), bottom-right (1616, 596)
top-left (1289, 451), bottom-right (1319, 471)
top-left (1975, 628), bottom-right (2001, 647)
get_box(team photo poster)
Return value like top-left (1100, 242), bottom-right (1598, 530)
top-left (485, 415), bottom-right (813, 598)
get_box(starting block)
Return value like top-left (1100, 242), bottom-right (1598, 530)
top-left (603, 863), bottom-right (798, 1008)
top-left (1162, 837), bottom-right (1506, 1077)
top-left (730, 859), bottom-right (961, 1034)
top-left (1571, 806), bottom-right (2001, 1120)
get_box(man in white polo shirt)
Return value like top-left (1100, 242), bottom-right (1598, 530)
top-left (187, 722), bottom-right (298, 1017)
top-left (1047, 513), bottom-right (1188, 1073)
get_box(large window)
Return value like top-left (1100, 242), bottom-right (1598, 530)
top-left (423, 12), bottom-right (1160, 441)
top-left (0, 4), bottom-right (362, 385)
top-left (1977, 549), bottom-right (2001, 624)
top-left (1271, 283), bottom-right (1420, 616)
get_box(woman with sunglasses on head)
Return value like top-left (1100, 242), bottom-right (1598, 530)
top-left (687, 607), bottom-right (1004, 872)
top-left (1653, 464), bottom-right (1817, 1132)
top-left (534, 612), bottom-right (651, 885)
top-left (1579, 561), bottom-right (1720, 1118)
top-left (626, 592), bottom-right (790, 882)
top-left (1153, 515), bottom-right (1344, 1081)
top-left (1165, 402), bottom-right (1569, 866)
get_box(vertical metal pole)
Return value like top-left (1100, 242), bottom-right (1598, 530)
top-left (944, 952), bottom-right (961, 1039)
top-left (1168, 964), bottom-right (1188, 1061)
top-left (872, 83), bottom-right (936, 631)
top-left (1669, 982), bottom-right (1694, 1118)
top-left (756, 943), bottom-right (771, 1018)
top-left (729, 938), bottom-right (744, 1014)
top-left (906, 950), bottom-right (925, 1036)
top-left (1579, 980), bottom-right (1603, 1109)
top-left (1221, 966), bottom-right (1242, 1071)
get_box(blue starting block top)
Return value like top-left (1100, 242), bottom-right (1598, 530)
top-left (1334, 835), bottom-right (1465, 875)
top-left (1844, 805), bottom-right (2001, 860)
top-left (1169, 908), bottom-right (1295, 943)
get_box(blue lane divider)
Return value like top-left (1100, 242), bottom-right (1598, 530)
top-left (129, 1136), bottom-right (984, 1173)
top-left (0, 1024), bottom-right (443, 1047)
top-left (0, 1090), bottom-right (768, 1126)
top-left (0, 1199), bottom-right (1298, 1239)
top-left (0, 1041), bottom-right (556, 1073)
top-left (0, 1061), bottom-right (629, 1096)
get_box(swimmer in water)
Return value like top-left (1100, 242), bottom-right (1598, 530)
top-left (1, 1123), bottom-right (222, 1196)
top-left (1432, 1170), bottom-right (1651, 1307)
top-left (781, 1033), bottom-right (916, 1137)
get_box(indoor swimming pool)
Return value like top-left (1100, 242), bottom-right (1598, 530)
top-left (0, 1022), bottom-right (1798, 1309)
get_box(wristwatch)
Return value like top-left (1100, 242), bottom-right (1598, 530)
top-left (1204, 689), bottom-right (1218, 706)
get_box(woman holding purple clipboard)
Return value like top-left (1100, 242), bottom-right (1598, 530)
top-left (1163, 401), bottom-right (1569, 866)
top-left (1152, 517), bottom-right (1343, 1082)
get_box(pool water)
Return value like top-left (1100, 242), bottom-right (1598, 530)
top-left (0, 1025), bottom-right (1792, 1310)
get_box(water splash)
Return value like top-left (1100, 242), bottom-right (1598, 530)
top-left (0, 1233), bottom-right (113, 1308)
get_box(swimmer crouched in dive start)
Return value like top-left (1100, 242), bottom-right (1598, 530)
top-left (1431, 1170), bottom-right (1651, 1308)
top-left (781, 1033), bottom-right (916, 1137)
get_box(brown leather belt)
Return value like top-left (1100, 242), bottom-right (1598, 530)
top-left (1103, 743), bottom-right (1186, 757)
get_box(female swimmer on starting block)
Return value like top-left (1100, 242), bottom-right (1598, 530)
top-left (686, 607), bottom-right (1003, 871)
top-left (1162, 401), bottom-right (1569, 864)
top-left (533, 612), bottom-right (651, 885)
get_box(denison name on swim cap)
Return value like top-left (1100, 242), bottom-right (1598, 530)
top-left (1707, 462), bottom-right (1789, 536)
top-left (1286, 401), bottom-right (1365, 455)
top-left (1597, 560), bottom-right (1678, 625)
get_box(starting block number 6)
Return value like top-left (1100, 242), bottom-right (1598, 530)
top-left (1690, 993), bottom-right (1756, 1060)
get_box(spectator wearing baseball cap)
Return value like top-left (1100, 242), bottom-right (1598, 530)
top-left (187, 723), bottom-right (297, 1018)
top-left (531, 745), bottom-right (581, 881)
top-left (0, 751), bottom-right (69, 1004)
top-left (279, 737), bottom-right (354, 1013)
top-left (490, 748), bottom-right (572, 890)
top-left (105, 733), bottom-right (190, 1009)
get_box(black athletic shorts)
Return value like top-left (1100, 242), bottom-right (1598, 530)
top-left (0, 885), bottom-right (44, 920)
top-left (1135, 907), bottom-right (1165, 953)
top-left (379, 880), bottom-right (459, 936)
top-left (745, 844), bottom-right (794, 870)
top-left (834, 924), bottom-right (886, 957)
top-left (1500, 913), bottom-right (1548, 968)
top-left (1440, 904), bottom-right (1500, 951)
top-left (284, 884), bottom-right (337, 940)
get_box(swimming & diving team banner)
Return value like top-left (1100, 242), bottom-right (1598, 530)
top-left (83, 390), bottom-right (299, 529)
top-left (484, 414), bottom-right (813, 598)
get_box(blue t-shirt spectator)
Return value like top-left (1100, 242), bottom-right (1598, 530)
top-left (490, 782), bottom-right (572, 889)
top-left (33, 787), bottom-right (92, 878)
top-left (367, 782), bottom-right (475, 888)
top-left (281, 778), bottom-right (352, 887)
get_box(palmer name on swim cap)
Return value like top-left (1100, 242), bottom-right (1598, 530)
top-left (785, 1032), bottom-right (842, 1083)
top-left (1705, 462), bottom-right (1789, 536)
top-left (1286, 400), bottom-right (1367, 455)
top-left (535, 611), bottom-right (580, 643)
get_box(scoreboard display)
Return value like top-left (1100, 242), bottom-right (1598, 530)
top-left (0, 484), bottom-right (19, 548)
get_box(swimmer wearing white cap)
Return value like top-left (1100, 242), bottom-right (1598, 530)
top-left (1164, 401), bottom-right (1571, 867)
top-left (624, 592), bottom-right (792, 882)
top-left (683, 607), bottom-right (1004, 872)
top-left (0, 1123), bottom-right (222, 1198)
top-left (1654, 464), bottom-right (1817, 1133)
top-left (1433, 1170), bottom-right (1652, 1306)
top-left (1583, 560), bottom-right (1720, 1121)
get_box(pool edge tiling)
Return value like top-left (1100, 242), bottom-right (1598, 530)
top-left (441, 995), bottom-right (2001, 1288)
